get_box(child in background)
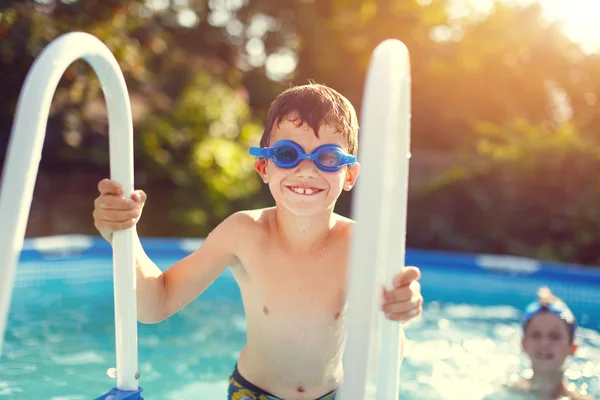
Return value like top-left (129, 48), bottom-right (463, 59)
top-left (511, 287), bottom-right (592, 400)
top-left (93, 83), bottom-right (423, 400)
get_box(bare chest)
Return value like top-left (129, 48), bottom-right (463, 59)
top-left (239, 246), bottom-right (349, 319)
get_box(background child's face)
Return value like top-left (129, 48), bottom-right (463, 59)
top-left (522, 312), bottom-right (577, 373)
top-left (254, 118), bottom-right (360, 216)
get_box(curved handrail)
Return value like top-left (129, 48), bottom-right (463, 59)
top-left (0, 32), bottom-right (139, 392)
top-left (340, 39), bottom-right (412, 400)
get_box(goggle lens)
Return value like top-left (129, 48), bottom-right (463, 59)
top-left (317, 149), bottom-right (343, 169)
top-left (273, 145), bottom-right (299, 164)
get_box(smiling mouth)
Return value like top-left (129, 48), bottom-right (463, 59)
top-left (286, 186), bottom-right (324, 196)
top-left (534, 352), bottom-right (554, 360)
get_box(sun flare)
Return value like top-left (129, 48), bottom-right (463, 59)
top-left (539, 0), bottom-right (600, 53)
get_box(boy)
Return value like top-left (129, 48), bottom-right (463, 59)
top-left (512, 287), bottom-right (592, 399)
top-left (93, 83), bottom-right (423, 399)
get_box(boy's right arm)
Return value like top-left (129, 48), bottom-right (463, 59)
top-left (93, 179), bottom-right (241, 323)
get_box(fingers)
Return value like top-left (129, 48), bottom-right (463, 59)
top-left (93, 210), bottom-right (138, 231)
top-left (382, 295), bottom-right (423, 315)
top-left (97, 179), bottom-right (145, 201)
top-left (383, 301), bottom-right (423, 322)
top-left (391, 266), bottom-right (421, 288)
top-left (384, 281), bottom-right (420, 303)
top-left (98, 178), bottom-right (125, 196)
top-left (382, 279), bottom-right (423, 321)
top-left (131, 190), bottom-right (147, 205)
top-left (93, 179), bottom-right (146, 234)
top-left (384, 301), bottom-right (423, 322)
top-left (93, 205), bottom-right (139, 222)
top-left (94, 195), bottom-right (135, 211)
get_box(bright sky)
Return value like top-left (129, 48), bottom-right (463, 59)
top-left (458, 0), bottom-right (600, 53)
top-left (149, 0), bottom-right (600, 80)
top-left (537, 0), bottom-right (600, 53)
top-left (152, 0), bottom-right (600, 55)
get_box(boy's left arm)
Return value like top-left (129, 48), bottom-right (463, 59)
top-left (381, 266), bottom-right (423, 322)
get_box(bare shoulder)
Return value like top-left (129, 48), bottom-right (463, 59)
top-left (501, 378), bottom-right (530, 396)
top-left (331, 213), bottom-right (354, 241)
top-left (229, 207), bottom-right (273, 227)
top-left (194, 208), bottom-right (272, 269)
top-left (504, 379), bottom-right (593, 400)
top-left (511, 378), bottom-right (529, 391)
top-left (213, 207), bottom-right (273, 239)
top-left (502, 380), bottom-right (543, 400)
top-left (333, 213), bottom-right (355, 230)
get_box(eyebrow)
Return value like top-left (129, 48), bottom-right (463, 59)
top-left (529, 328), bottom-right (565, 335)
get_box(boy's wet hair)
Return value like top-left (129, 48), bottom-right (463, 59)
top-left (260, 83), bottom-right (359, 155)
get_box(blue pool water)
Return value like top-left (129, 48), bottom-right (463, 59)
top-left (1, 237), bottom-right (599, 399)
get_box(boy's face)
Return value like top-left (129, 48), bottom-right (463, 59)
top-left (522, 312), bottom-right (577, 373)
top-left (254, 118), bottom-right (360, 216)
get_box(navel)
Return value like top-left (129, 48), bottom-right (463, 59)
top-left (263, 306), bottom-right (269, 316)
top-left (334, 311), bottom-right (341, 320)
top-left (297, 386), bottom-right (305, 393)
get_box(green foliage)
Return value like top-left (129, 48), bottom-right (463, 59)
top-left (136, 70), bottom-right (262, 236)
top-left (409, 120), bottom-right (600, 264)
top-left (2, 0), bottom-right (600, 265)
top-left (0, 1), bottom-right (152, 165)
top-left (0, 0), bottom-right (264, 237)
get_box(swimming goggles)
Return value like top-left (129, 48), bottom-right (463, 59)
top-left (522, 299), bottom-right (577, 337)
top-left (249, 140), bottom-right (356, 172)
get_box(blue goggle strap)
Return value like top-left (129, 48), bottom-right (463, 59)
top-left (339, 153), bottom-right (357, 166)
top-left (249, 146), bottom-right (272, 158)
top-left (522, 301), bottom-right (577, 335)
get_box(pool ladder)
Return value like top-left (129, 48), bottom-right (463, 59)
top-left (0, 32), bottom-right (142, 399)
top-left (0, 33), bottom-right (412, 400)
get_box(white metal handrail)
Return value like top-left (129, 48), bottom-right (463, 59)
top-left (340, 39), bottom-right (412, 400)
top-left (0, 32), bottom-right (139, 392)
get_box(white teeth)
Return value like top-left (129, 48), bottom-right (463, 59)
top-left (291, 187), bottom-right (316, 195)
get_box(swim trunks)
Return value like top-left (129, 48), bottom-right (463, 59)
top-left (228, 365), bottom-right (337, 400)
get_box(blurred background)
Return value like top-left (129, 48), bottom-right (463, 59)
top-left (1, 0), bottom-right (599, 267)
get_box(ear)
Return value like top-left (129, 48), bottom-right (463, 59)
top-left (254, 159), bottom-right (268, 183)
top-left (343, 162), bottom-right (361, 191)
top-left (569, 342), bottom-right (578, 356)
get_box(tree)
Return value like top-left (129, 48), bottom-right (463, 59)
top-left (0, 0), bottom-right (263, 236)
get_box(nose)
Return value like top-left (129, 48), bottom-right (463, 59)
top-left (294, 159), bottom-right (319, 177)
top-left (538, 336), bottom-right (551, 348)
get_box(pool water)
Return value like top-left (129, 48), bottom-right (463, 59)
top-left (2, 255), bottom-right (599, 399)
